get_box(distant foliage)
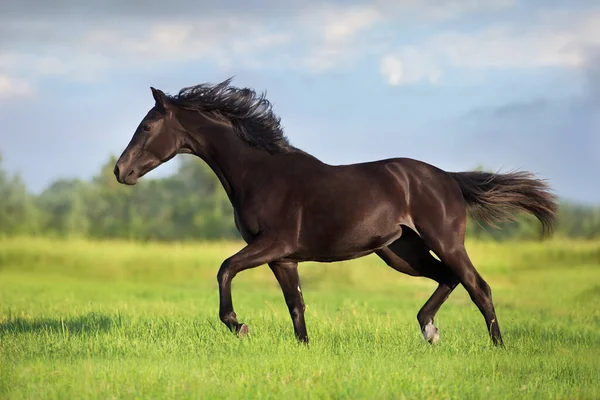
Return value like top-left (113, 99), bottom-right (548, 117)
top-left (0, 154), bottom-right (598, 241)
top-left (0, 154), bottom-right (236, 241)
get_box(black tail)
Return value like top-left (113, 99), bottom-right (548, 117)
top-left (449, 170), bottom-right (558, 235)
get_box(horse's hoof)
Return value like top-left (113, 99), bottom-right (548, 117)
top-left (237, 323), bottom-right (249, 337)
top-left (422, 322), bottom-right (440, 344)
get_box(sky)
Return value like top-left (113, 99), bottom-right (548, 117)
top-left (0, 0), bottom-right (599, 203)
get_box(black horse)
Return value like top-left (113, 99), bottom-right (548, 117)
top-left (114, 78), bottom-right (557, 346)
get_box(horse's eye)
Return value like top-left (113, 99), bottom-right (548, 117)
top-left (142, 124), bottom-right (151, 132)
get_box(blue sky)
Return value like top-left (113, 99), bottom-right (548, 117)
top-left (0, 0), bottom-right (599, 203)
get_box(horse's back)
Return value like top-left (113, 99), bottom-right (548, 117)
top-left (269, 155), bottom-right (420, 260)
top-left (236, 152), bottom-right (463, 260)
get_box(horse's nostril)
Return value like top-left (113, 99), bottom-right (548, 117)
top-left (114, 163), bottom-right (136, 183)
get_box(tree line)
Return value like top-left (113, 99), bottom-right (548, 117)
top-left (1, 153), bottom-right (599, 241)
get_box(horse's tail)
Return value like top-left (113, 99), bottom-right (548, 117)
top-left (448, 170), bottom-right (558, 235)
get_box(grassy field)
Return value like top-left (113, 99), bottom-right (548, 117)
top-left (1, 236), bottom-right (599, 399)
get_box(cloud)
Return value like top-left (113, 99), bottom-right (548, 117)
top-left (295, 4), bottom-right (384, 72)
top-left (580, 49), bottom-right (600, 103)
top-left (380, 8), bottom-right (600, 85)
top-left (0, 0), bottom-right (524, 94)
top-left (81, 18), bottom-right (291, 67)
top-left (464, 98), bottom-right (550, 120)
top-left (373, 0), bottom-right (514, 21)
top-left (0, 0), bottom-right (514, 24)
top-left (464, 47), bottom-right (600, 118)
top-left (455, 51), bottom-right (600, 203)
top-left (0, 74), bottom-right (35, 99)
top-left (2, 2), bottom-right (598, 97)
top-left (380, 49), bottom-right (442, 85)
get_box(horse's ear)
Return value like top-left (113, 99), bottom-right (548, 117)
top-left (150, 87), bottom-right (169, 111)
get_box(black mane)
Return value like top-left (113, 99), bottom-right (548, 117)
top-left (167, 78), bottom-right (295, 154)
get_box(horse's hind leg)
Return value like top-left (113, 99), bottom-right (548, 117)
top-left (416, 280), bottom-right (459, 343)
top-left (437, 245), bottom-right (503, 346)
top-left (376, 228), bottom-right (459, 344)
top-left (421, 229), bottom-right (504, 346)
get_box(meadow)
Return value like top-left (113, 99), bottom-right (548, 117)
top-left (0, 236), bottom-right (599, 399)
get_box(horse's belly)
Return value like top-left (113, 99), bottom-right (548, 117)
top-left (293, 223), bottom-right (403, 262)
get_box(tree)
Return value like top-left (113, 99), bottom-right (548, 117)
top-left (1, 150), bottom-right (599, 241)
top-left (0, 155), bottom-right (41, 235)
top-left (36, 179), bottom-right (89, 237)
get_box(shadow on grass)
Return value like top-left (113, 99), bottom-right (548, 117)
top-left (0, 312), bottom-right (116, 335)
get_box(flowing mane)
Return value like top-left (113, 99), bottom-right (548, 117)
top-left (167, 78), bottom-right (296, 154)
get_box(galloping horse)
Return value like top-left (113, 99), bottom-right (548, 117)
top-left (114, 78), bottom-right (557, 346)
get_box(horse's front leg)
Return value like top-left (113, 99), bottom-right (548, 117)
top-left (269, 261), bottom-right (308, 343)
top-left (217, 235), bottom-right (291, 336)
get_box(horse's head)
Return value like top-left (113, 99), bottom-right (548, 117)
top-left (114, 87), bottom-right (188, 185)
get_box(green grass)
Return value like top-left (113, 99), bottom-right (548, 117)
top-left (1, 237), bottom-right (599, 399)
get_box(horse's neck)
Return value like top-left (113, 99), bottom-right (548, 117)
top-left (189, 125), bottom-right (266, 205)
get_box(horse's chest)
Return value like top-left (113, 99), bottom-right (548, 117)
top-left (233, 188), bottom-right (289, 242)
top-left (233, 208), bottom-right (260, 243)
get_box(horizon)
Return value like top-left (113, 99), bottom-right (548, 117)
top-left (1, 0), bottom-right (599, 204)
